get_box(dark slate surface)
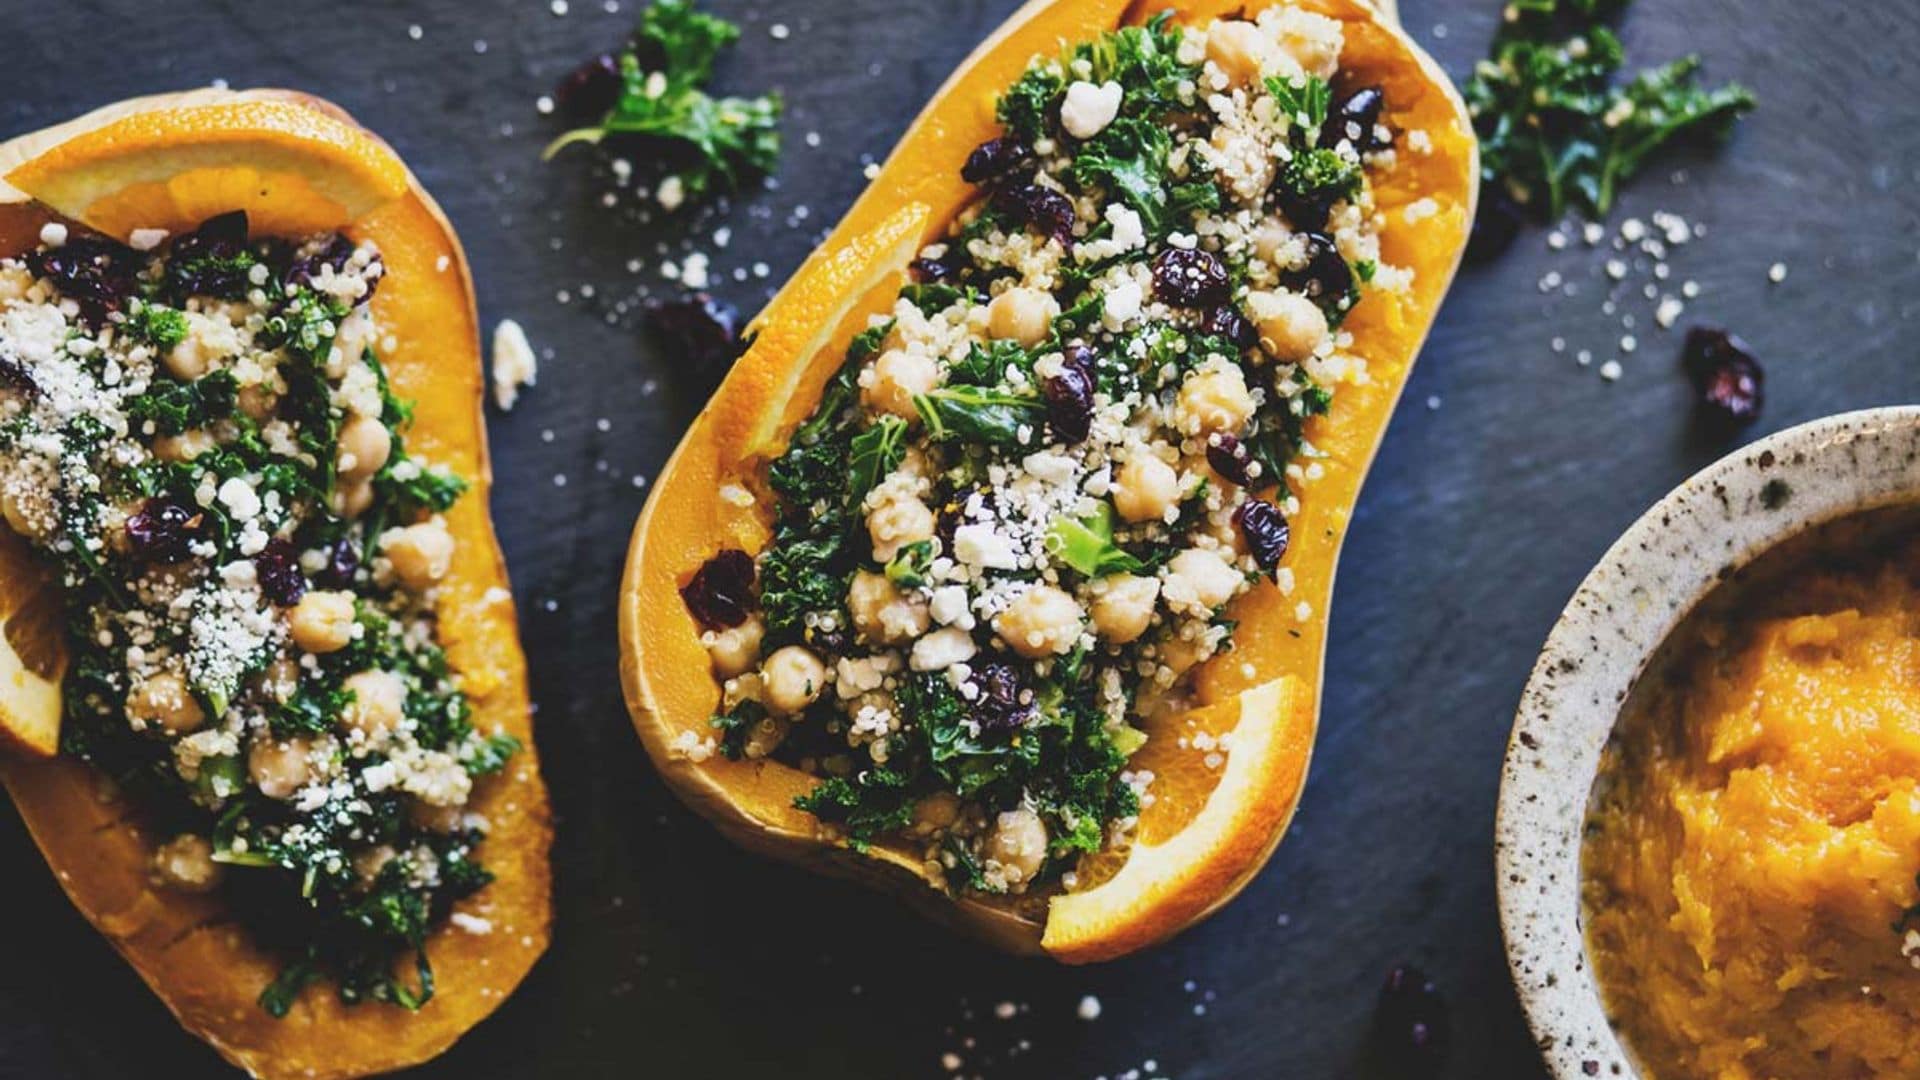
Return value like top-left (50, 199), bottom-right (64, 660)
top-left (0, 1), bottom-right (1915, 1078)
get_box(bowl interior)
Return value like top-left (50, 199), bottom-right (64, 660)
top-left (1495, 406), bottom-right (1920, 1080)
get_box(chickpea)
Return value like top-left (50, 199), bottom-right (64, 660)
top-left (1090, 574), bottom-right (1161, 645)
top-left (866, 492), bottom-right (936, 562)
top-left (704, 615), bottom-right (765, 678)
top-left (288, 589), bottom-right (357, 654)
top-left (986, 286), bottom-right (1059, 348)
top-left (334, 478), bottom-right (375, 519)
top-left (255, 654), bottom-right (302, 704)
top-left (163, 336), bottom-right (213, 381)
top-left (863, 349), bottom-right (940, 421)
top-left (1111, 452), bottom-right (1181, 524)
top-left (1206, 20), bottom-right (1278, 86)
top-left (336, 413), bottom-right (392, 480)
top-left (0, 485), bottom-right (51, 541)
top-left (236, 381), bottom-right (279, 421)
top-left (986, 808), bottom-right (1049, 886)
top-left (847, 570), bottom-right (931, 645)
top-left (1249, 289), bottom-right (1329, 363)
top-left (151, 833), bottom-right (222, 893)
top-left (340, 669), bottom-right (407, 740)
top-left (1156, 634), bottom-right (1208, 681)
top-left (994, 584), bottom-right (1085, 659)
top-left (249, 734), bottom-right (327, 800)
top-left (1164, 547), bottom-right (1244, 614)
top-left (1174, 362), bottom-right (1256, 437)
top-left (761, 645), bottom-right (828, 715)
top-left (151, 429), bottom-right (215, 463)
top-left (742, 712), bottom-right (792, 759)
top-left (913, 791), bottom-right (962, 835)
top-left (125, 671), bottom-right (206, 734)
top-left (384, 520), bottom-right (456, 591)
top-left (410, 798), bottom-right (466, 833)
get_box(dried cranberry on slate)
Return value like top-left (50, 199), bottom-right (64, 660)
top-left (1042, 347), bottom-right (1096, 445)
top-left (125, 498), bottom-right (206, 563)
top-left (553, 52), bottom-right (624, 120)
top-left (253, 540), bottom-right (307, 607)
top-left (165, 210), bottom-right (258, 299)
top-left (313, 536), bottom-right (360, 588)
top-left (28, 234), bottom-right (137, 324)
top-left (1682, 327), bottom-right (1764, 427)
top-left (960, 135), bottom-right (1031, 185)
top-left (1202, 306), bottom-right (1257, 351)
top-left (1466, 187), bottom-right (1525, 263)
top-left (645, 293), bottom-right (741, 368)
top-left (1322, 85), bottom-right (1389, 154)
top-left (995, 184), bottom-right (1078, 249)
top-left (1372, 965), bottom-right (1450, 1078)
top-left (1151, 247), bottom-right (1230, 308)
top-left (1234, 498), bottom-right (1290, 573)
top-left (680, 549), bottom-right (757, 630)
top-left (970, 661), bottom-right (1036, 732)
top-left (1277, 232), bottom-right (1354, 308)
top-left (1206, 434), bottom-right (1253, 487)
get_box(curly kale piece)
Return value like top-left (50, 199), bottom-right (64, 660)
top-left (545, 0), bottom-right (782, 202)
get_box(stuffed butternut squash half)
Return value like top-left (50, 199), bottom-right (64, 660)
top-left (0, 90), bottom-right (550, 1077)
top-left (620, 0), bottom-right (1473, 961)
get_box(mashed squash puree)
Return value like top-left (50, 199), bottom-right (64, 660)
top-left (1584, 516), bottom-right (1920, 1079)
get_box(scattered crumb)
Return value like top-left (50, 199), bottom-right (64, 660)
top-left (1599, 360), bottom-right (1623, 381)
top-left (490, 319), bottom-right (538, 411)
top-left (1767, 261), bottom-right (1788, 283)
top-left (1078, 995), bottom-right (1103, 1021)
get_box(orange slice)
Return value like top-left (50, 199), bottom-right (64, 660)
top-left (4, 99), bottom-right (409, 240)
top-left (1043, 676), bottom-right (1316, 962)
top-left (0, 530), bottom-right (64, 757)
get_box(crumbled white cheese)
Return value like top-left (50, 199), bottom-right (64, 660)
top-left (490, 318), bottom-right (538, 411)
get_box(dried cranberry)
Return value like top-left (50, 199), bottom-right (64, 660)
top-left (253, 540), bottom-right (307, 607)
top-left (680, 549), bottom-right (757, 630)
top-left (645, 293), bottom-right (741, 368)
top-left (1682, 327), bottom-right (1764, 427)
top-left (1042, 352), bottom-right (1096, 445)
top-left (1466, 187), bottom-right (1525, 263)
top-left (125, 498), bottom-right (206, 562)
top-left (165, 211), bottom-right (260, 300)
top-left (28, 234), bottom-right (137, 324)
top-left (1206, 434), bottom-right (1253, 487)
top-left (1234, 499), bottom-right (1290, 573)
top-left (1202, 306), bottom-right (1257, 351)
top-left (1322, 85), bottom-right (1389, 154)
top-left (553, 52), bottom-right (624, 120)
top-left (960, 136), bottom-right (1031, 185)
top-left (1277, 232), bottom-right (1354, 310)
top-left (0, 355), bottom-right (38, 398)
top-left (909, 256), bottom-right (957, 283)
top-left (1372, 965), bottom-right (1449, 1077)
top-left (1151, 248), bottom-right (1230, 308)
top-left (995, 184), bottom-right (1078, 249)
top-left (314, 536), bottom-right (360, 588)
top-left (970, 661), bottom-right (1036, 732)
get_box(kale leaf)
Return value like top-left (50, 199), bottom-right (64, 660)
top-left (913, 385), bottom-right (1046, 447)
top-left (126, 370), bottom-right (238, 436)
top-left (1464, 0), bottom-right (1754, 220)
top-left (1070, 116), bottom-right (1175, 236)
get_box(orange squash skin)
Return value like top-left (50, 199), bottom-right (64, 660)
top-left (620, 0), bottom-right (1476, 957)
top-left (0, 91), bottom-right (551, 1079)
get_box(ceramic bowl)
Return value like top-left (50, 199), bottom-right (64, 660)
top-left (1495, 406), bottom-right (1920, 1079)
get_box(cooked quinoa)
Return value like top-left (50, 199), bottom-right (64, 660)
top-left (0, 211), bottom-right (516, 1013)
top-left (679, 10), bottom-right (1414, 896)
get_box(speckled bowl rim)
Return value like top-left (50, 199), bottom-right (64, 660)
top-left (1495, 406), bottom-right (1920, 1080)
